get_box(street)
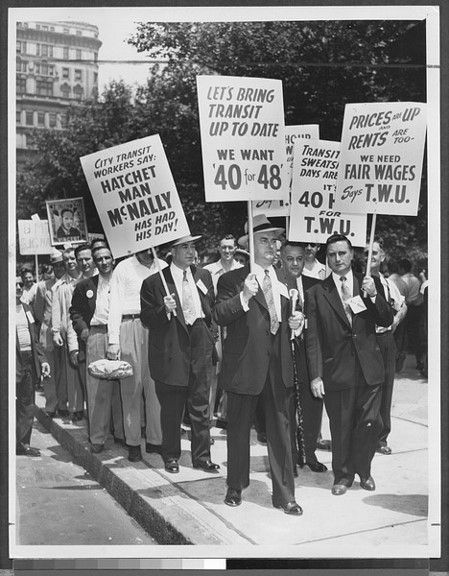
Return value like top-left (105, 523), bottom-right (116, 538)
top-left (15, 421), bottom-right (157, 546)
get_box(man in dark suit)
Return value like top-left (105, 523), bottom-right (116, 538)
top-left (140, 234), bottom-right (220, 474)
top-left (16, 277), bottom-right (50, 456)
top-left (70, 245), bottom-right (124, 452)
top-left (214, 215), bottom-right (304, 515)
top-left (305, 233), bottom-right (393, 495)
top-left (279, 240), bottom-right (327, 473)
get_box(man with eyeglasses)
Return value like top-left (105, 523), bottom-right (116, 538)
top-left (302, 241), bottom-right (326, 281)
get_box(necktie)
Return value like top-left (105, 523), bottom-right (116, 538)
top-left (263, 270), bottom-right (280, 335)
top-left (182, 270), bottom-right (196, 325)
top-left (340, 275), bottom-right (352, 325)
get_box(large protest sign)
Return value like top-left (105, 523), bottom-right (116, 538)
top-left (289, 140), bottom-right (367, 246)
top-left (80, 135), bottom-right (190, 259)
top-left (253, 124), bottom-right (320, 218)
top-left (334, 102), bottom-right (427, 216)
top-left (197, 75), bottom-right (288, 202)
top-left (18, 219), bottom-right (53, 255)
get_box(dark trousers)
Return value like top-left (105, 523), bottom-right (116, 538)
top-left (324, 362), bottom-right (382, 485)
top-left (16, 351), bottom-right (36, 448)
top-left (377, 331), bottom-right (397, 446)
top-left (226, 335), bottom-right (296, 507)
top-left (155, 321), bottom-right (212, 465)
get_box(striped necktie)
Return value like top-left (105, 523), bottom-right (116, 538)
top-left (182, 270), bottom-right (196, 325)
top-left (263, 270), bottom-right (280, 335)
top-left (340, 275), bottom-right (353, 325)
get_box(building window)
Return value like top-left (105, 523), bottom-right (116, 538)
top-left (63, 28), bottom-right (69, 34)
top-left (36, 80), bottom-right (53, 96)
top-left (74, 69), bottom-right (82, 82)
top-left (25, 111), bottom-right (34, 126)
top-left (76, 30), bottom-right (82, 36)
top-left (42, 25), bottom-right (48, 31)
top-left (61, 83), bottom-right (70, 98)
top-left (37, 112), bottom-right (45, 126)
top-left (16, 58), bottom-right (28, 73)
top-left (16, 41), bottom-right (26, 53)
top-left (60, 113), bottom-right (67, 127)
top-left (76, 49), bottom-right (82, 60)
top-left (16, 111), bottom-right (21, 124)
top-left (62, 67), bottom-right (69, 79)
top-left (50, 26), bottom-right (55, 32)
top-left (49, 113), bottom-right (57, 128)
top-left (73, 85), bottom-right (84, 100)
top-left (16, 77), bottom-right (26, 94)
top-left (63, 46), bottom-right (69, 59)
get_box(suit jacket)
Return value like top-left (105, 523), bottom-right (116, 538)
top-left (16, 302), bottom-right (47, 383)
top-left (140, 265), bottom-right (216, 387)
top-left (305, 272), bottom-right (393, 392)
top-left (69, 276), bottom-right (100, 353)
top-left (214, 265), bottom-right (295, 396)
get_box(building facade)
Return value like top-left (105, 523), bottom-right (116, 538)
top-left (16, 21), bottom-right (102, 167)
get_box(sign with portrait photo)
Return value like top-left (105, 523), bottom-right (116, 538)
top-left (45, 197), bottom-right (88, 245)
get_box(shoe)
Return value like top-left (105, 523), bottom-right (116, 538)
top-left (316, 438), bottom-right (332, 451)
top-left (274, 501), bottom-right (303, 515)
top-left (303, 460), bottom-right (328, 473)
top-left (164, 458), bottom-right (179, 473)
top-left (376, 445), bottom-right (392, 455)
top-left (257, 432), bottom-right (267, 443)
top-left (16, 444), bottom-right (41, 457)
top-left (90, 443), bottom-right (104, 454)
top-left (193, 459), bottom-right (220, 472)
top-left (224, 488), bottom-right (242, 507)
top-left (215, 419), bottom-right (227, 430)
top-left (57, 409), bottom-right (70, 418)
top-left (72, 411), bottom-right (84, 422)
top-left (128, 445), bottom-right (142, 462)
top-left (331, 484), bottom-right (348, 495)
top-left (360, 476), bottom-right (376, 491)
top-left (145, 442), bottom-right (162, 454)
top-left (45, 411), bottom-right (56, 419)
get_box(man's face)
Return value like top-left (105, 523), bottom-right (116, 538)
top-left (63, 250), bottom-right (77, 272)
top-left (52, 261), bottom-right (66, 279)
top-left (136, 249), bottom-right (154, 267)
top-left (61, 211), bottom-right (74, 231)
top-left (327, 240), bottom-right (353, 276)
top-left (304, 242), bottom-right (319, 261)
top-left (281, 245), bottom-right (306, 278)
top-left (93, 248), bottom-right (113, 276)
top-left (218, 239), bottom-right (236, 262)
top-left (21, 271), bottom-right (34, 289)
top-left (253, 231), bottom-right (278, 268)
top-left (76, 249), bottom-right (95, 275)
top-left (172, 242), bottom-right (196, 270)
top-left (365, 241), bottom-right (385, 274)
top-left (16, 277), bottom-right (24, 299)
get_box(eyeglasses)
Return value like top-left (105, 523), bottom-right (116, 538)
top-left (306, 243), bottom-right (317, 248)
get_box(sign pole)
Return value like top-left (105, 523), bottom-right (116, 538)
top-left (35, 254), bottom-right (39, 281)
top-left (247, 200), bottom-right (255, 274)
top-left (149, 245), bottom-right (177, 317)
top-left (365, 212), bottom-right (377, 278)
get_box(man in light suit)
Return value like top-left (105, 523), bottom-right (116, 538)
top-left (305, 233), bottom-right (393, 495)
top-left (214, 215), bottom-right (304, 515)
top-left (140, 234), bottom-right (220, 474)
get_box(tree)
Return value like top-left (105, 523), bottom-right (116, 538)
top-left (18, 19), bottom-right (427, 264)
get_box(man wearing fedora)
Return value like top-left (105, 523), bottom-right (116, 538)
top-left (214, 214), bottom-right (304, 515)
top-left (140, 234), bottom-right (220, 474)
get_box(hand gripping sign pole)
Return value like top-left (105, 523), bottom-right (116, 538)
top-left (149, 245), bottom-right (177, 317)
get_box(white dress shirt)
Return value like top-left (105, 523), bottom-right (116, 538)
top-left (170, 263), bottom-right (204, 321)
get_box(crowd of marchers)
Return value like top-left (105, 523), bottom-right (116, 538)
top-left (15, 214), bottom-right (428, 516)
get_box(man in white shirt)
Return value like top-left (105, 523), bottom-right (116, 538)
top-left (107, 249), bottom-right (167, 462)
top-left (70, 245), bottom-right (124, 453)
top-left (204, 234), bottom-right (243, 422)
top-left (366, 239), bottom-right (407, 455)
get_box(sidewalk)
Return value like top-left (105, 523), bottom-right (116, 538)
top-left (33, 354), bottom-right (430, 557)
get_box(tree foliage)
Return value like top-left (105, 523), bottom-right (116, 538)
top-left (18, 19), bottom-right (427, 265)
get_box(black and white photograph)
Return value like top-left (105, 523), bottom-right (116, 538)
top-left (2, 1), bottom-right (447, 574)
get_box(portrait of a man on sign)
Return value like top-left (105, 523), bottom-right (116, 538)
top-left (45, 198), bottom-right (88, 245)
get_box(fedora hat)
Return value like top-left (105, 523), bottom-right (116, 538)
top-left (50, 249), bottom-right (63, 264)
top-left (170, 234), bottom-right (202, 247)
top-left (238, 214), bottom-right (285, 246)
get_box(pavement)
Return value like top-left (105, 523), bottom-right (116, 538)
top-left (33, 353), bottom-right (431, 557)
